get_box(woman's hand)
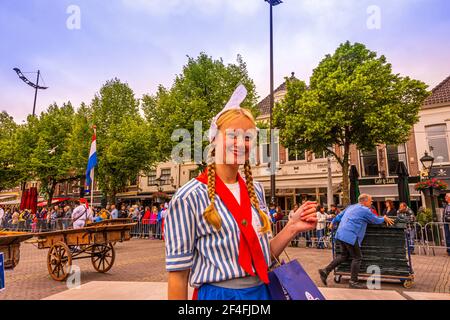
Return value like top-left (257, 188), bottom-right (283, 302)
top-left (289, 201), bottom-right (318, 233)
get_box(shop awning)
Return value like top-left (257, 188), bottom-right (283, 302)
top-left (37, 197), bottom-right (75, 207)
top-left (0, 199), bottom-right (21, 205)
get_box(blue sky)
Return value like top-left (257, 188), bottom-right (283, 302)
top-left (1, 0), bottom-right (450, 122)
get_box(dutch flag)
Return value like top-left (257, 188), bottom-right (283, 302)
top-left (86, 128), bottom-right (98, 189)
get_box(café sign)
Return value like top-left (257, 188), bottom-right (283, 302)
top-left (374, 178), bottom-right (396, 185)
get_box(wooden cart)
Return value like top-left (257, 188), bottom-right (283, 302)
top-left (34, 221), bottom-right (136, 281)
top-left (0, 231), bottom-right (34, 269)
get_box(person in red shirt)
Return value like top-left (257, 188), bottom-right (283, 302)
top-left (142, 206), bottom-right (151, 239)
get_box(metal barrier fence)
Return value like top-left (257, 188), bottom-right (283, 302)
top-left (0, 218), bottom-right (75, 233)
top-left (2, 217), bottom-right (448, 255)
top-left (0, 218), bottom-right (165, 240)
top-left (272, 220), bottom-right (333, 249)
top-left (271, 220), bottom-right (450, 255)
top-left (130, 219), bottom-right (164, 240)
top-left (402, 222), bottom-right (450, 256)
top-left (422, 222), bottom-right (450, 256)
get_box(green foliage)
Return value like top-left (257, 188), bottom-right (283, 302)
top-left (31, 103), bottom-right (75, 201)
top-left (92, 79), bottom-right (156, 201)
top-left (142, 52), bottom-right (259, 163)
top-left (0, 111), bottom-right (18, 190)
top-left (417, 207), bottom-right (433, 227)
top-left (4, 79), bottom-right (156, 204)
top-left (273, 41), bottom-right (430, 204)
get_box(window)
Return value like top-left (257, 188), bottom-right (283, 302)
top-left (288, 149), bottom-right (305, 162)
top-left (147, 170), bottom-right (157, 186)
top-left (314, 146), bottom-right (332, 160)
top-left (386, 144), bottom-right (407, 176)
top-left (260, 138), bottom-right (279, 164)
top-left (314, 152), bottom-right (325, 159)
top-left (360, 149), bottom-right (379, 177)
top-left (160, 169), bottom-right (171, 185)
top-left (129, 176), bottom-right (138, 186)
top-left (426, 124), bottom-right (449, 163)
top-left (189, 169), bottom-right (199, 180)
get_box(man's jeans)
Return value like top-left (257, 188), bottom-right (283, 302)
top-left (406, 226), bottom-right (415, 253)
top-left (156, 220), bottom-right (162, 239)
top-left (444, 224), bottom-right (450, 256)
top-left (305, 231), bottom-right (312, 247)
top-left (316, 229), bottom-right (325, 249)
top-left (325, 240), bottom-right (362, 282)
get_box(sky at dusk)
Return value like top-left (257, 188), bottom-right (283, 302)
top-left (1, 0), bottom-right (450, 122)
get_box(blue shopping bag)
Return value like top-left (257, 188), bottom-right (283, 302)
top-left (0, 252), bottom-right (5, 292)
top-left (268, 258), bottom-right (325, 300)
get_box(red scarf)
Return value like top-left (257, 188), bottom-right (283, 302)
top-left (196, 169), bottom-right (269, 284)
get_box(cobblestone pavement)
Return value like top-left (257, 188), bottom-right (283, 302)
top-left (1, 239), bottom-right (449, 300)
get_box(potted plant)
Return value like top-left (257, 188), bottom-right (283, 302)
top-left (414, 178), bottom-right (448, 193)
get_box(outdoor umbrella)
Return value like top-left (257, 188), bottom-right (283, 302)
top-left (396, 161), bottom-right (411, 208)
top-left (349, 165), bottom-right (360, 204)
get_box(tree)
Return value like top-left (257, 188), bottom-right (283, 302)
top-left (0, 111), bottom-right (18, 190)
top-left (29, 103), bottom-right (75, 204)
top-left (142, 53), bottom-right (259, 163)
top-left (62, 103), bottom-right (93, 197)
top-left (13, 115), bottom-right (40, 190)
top-left (92, 79), bottom-right (156, 203)
top-left (273, 41), bottom-right (430, 205)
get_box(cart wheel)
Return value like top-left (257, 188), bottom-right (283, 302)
top-left (47, 242), bottom-right (72, 281)
top-left (91, 243), bottom-right (115, 273)
top-left (334, 275), bottom-right (342, 284)
top-left (402, 280), bottom-right (414, 289)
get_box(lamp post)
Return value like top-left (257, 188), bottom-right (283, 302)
top-left (265, 0), bottom-right (283, 205)
top-left (420, 151), bottom-right (441, 245)
top-left (420, 152), bottom-right (437, 222)
top-left (13, 68), bottom-right (48, 117)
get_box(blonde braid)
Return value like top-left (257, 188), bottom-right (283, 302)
top-left (202, 162), bottom-right (222, 231)
top-left (244, 160), bottom-right (272, 233)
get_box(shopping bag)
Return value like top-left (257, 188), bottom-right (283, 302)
top-left (0, 253), bottom-right (5, 292)
top-left (268, 255), bottom-right (325, 300)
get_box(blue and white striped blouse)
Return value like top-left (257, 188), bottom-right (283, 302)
top-left (164, 177), bottom-right (273, 288)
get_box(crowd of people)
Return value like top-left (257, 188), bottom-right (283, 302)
top-left (0, 201), bottom-right (169, 240)
top-left (0, 194), bottom-right (442, 255)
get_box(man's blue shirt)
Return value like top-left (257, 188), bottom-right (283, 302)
top-left (332, 204), bottom-right (385, 246)
top-left (157, 210), bottom-right (162, 222)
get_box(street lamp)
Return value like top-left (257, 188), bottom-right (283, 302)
top-left (265, 0), bottom-right (283, 205)
top-left (420, 151), bottom-right (434, 174)
top-left (420, 152), bottom-right (438, 225)
top-left (13, 68), bottom-right (48, 117)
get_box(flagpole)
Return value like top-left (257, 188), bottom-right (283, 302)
top-left (90, 168), bottom-right (94, 207)
top-left (90, 125), bottom-right (97, 208)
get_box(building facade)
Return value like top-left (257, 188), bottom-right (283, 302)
top-left (413, 75), bottom-right (450, 210)
top-left (253, 75), bottom-right (343, 210)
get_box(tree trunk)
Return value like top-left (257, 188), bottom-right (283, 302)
top-left (109, 190), bottom-right (117, 207)
top-left (341, 141), bottom-right (351, 206)
top-left (47, 179), bottom-right (57, 208)
top-left (342, 161), bottom-right (350, 206)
